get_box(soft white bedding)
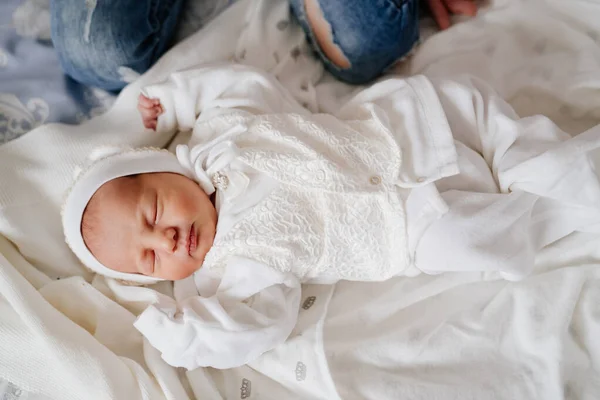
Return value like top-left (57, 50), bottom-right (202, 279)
top-left (0, 0), bottom-right (599, 399)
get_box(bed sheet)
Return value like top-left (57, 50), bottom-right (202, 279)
top-left (0, 0), bottom-right (600, 399)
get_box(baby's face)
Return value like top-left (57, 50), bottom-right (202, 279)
top-left (82, 173), bottom-right (217, 280)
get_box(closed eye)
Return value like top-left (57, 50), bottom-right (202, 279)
top-left (152, 251), bottom-right (158, 273)
top-left (153, 193), bottom-right (159, 225)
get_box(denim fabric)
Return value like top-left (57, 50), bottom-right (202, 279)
top-left (289, 0), bottom-right (420, 84)
top-left (50, 0), bottom-right (185, 91)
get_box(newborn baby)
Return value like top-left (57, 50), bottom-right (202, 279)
top-left (62, 64), bottom-right (600, 370)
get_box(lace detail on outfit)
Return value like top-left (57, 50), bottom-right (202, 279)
top-left (239, 113), bottom-right (402, 192)
top-left (194, 112), bottom-right (410, 282)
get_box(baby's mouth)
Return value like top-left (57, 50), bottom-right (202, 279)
top-left (188, 224), bottom-right (197, 256)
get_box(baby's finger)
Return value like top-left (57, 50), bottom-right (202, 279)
top-left (140, 111), bottom-right (155, 128)
top-left (147, 107), bottom-right (158, 118)
top-left (145, 119), bottom-right (157, 131)
top-left (138, 94), bottom-right (155, 108)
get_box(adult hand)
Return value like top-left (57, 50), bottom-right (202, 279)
top-left (425, 0), bottom-right (478, 30)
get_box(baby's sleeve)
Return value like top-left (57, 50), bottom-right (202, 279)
top-left (133, 256), bottom-right (301, 370)
top-left (141, 63), bottom-right (308, 134)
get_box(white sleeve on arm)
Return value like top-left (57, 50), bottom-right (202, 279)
top-left (141, 63), bottom-right (308, 134)
top-left (133, 256), bottom-right (302, 370)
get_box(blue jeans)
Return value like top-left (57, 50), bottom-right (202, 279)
top-left (50, 0), bottom-right (419, 90)
top-left (50, 0), bottom-right (185, 91)
top-left (290, 0), bottom-right (420, 84)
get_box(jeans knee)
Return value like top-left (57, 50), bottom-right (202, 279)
top-left (303, 0), bottom-right (351, 70)
top-left (291, 0), bottom-right (420, 84)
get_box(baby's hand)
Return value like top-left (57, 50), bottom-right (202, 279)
top-left (138, 94), bottom-right (164, 131)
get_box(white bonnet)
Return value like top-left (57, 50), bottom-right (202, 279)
top-left (62, 146), bottom-right (194, 284)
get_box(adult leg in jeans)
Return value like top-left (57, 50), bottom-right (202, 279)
top-left (50, 0), bottom-right (185, 91)
top-left (289, 0), bottom-right (420, 84)
top-left (289, 0), bottom-right (477, 84)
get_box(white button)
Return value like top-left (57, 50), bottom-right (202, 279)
top-left (417, 177), bottom-right (426, 183)
top-left (370, 176), bottom-right (382, 185)
top-left (211, 171), bottom-right (230, 190)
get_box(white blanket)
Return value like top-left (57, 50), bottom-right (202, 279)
top-left (1, 0), bottom-right (600, 398)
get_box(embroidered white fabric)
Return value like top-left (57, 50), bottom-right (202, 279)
top-left (192, 113), bottom-right (410, 282)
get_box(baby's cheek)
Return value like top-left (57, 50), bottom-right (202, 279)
top-left (173, 198), bottom-right (199, 220)
top-left (168, 260), bottom-right (199, 281)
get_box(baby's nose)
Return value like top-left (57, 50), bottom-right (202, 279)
top-left (154, 227), bottom-right (177, 253)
